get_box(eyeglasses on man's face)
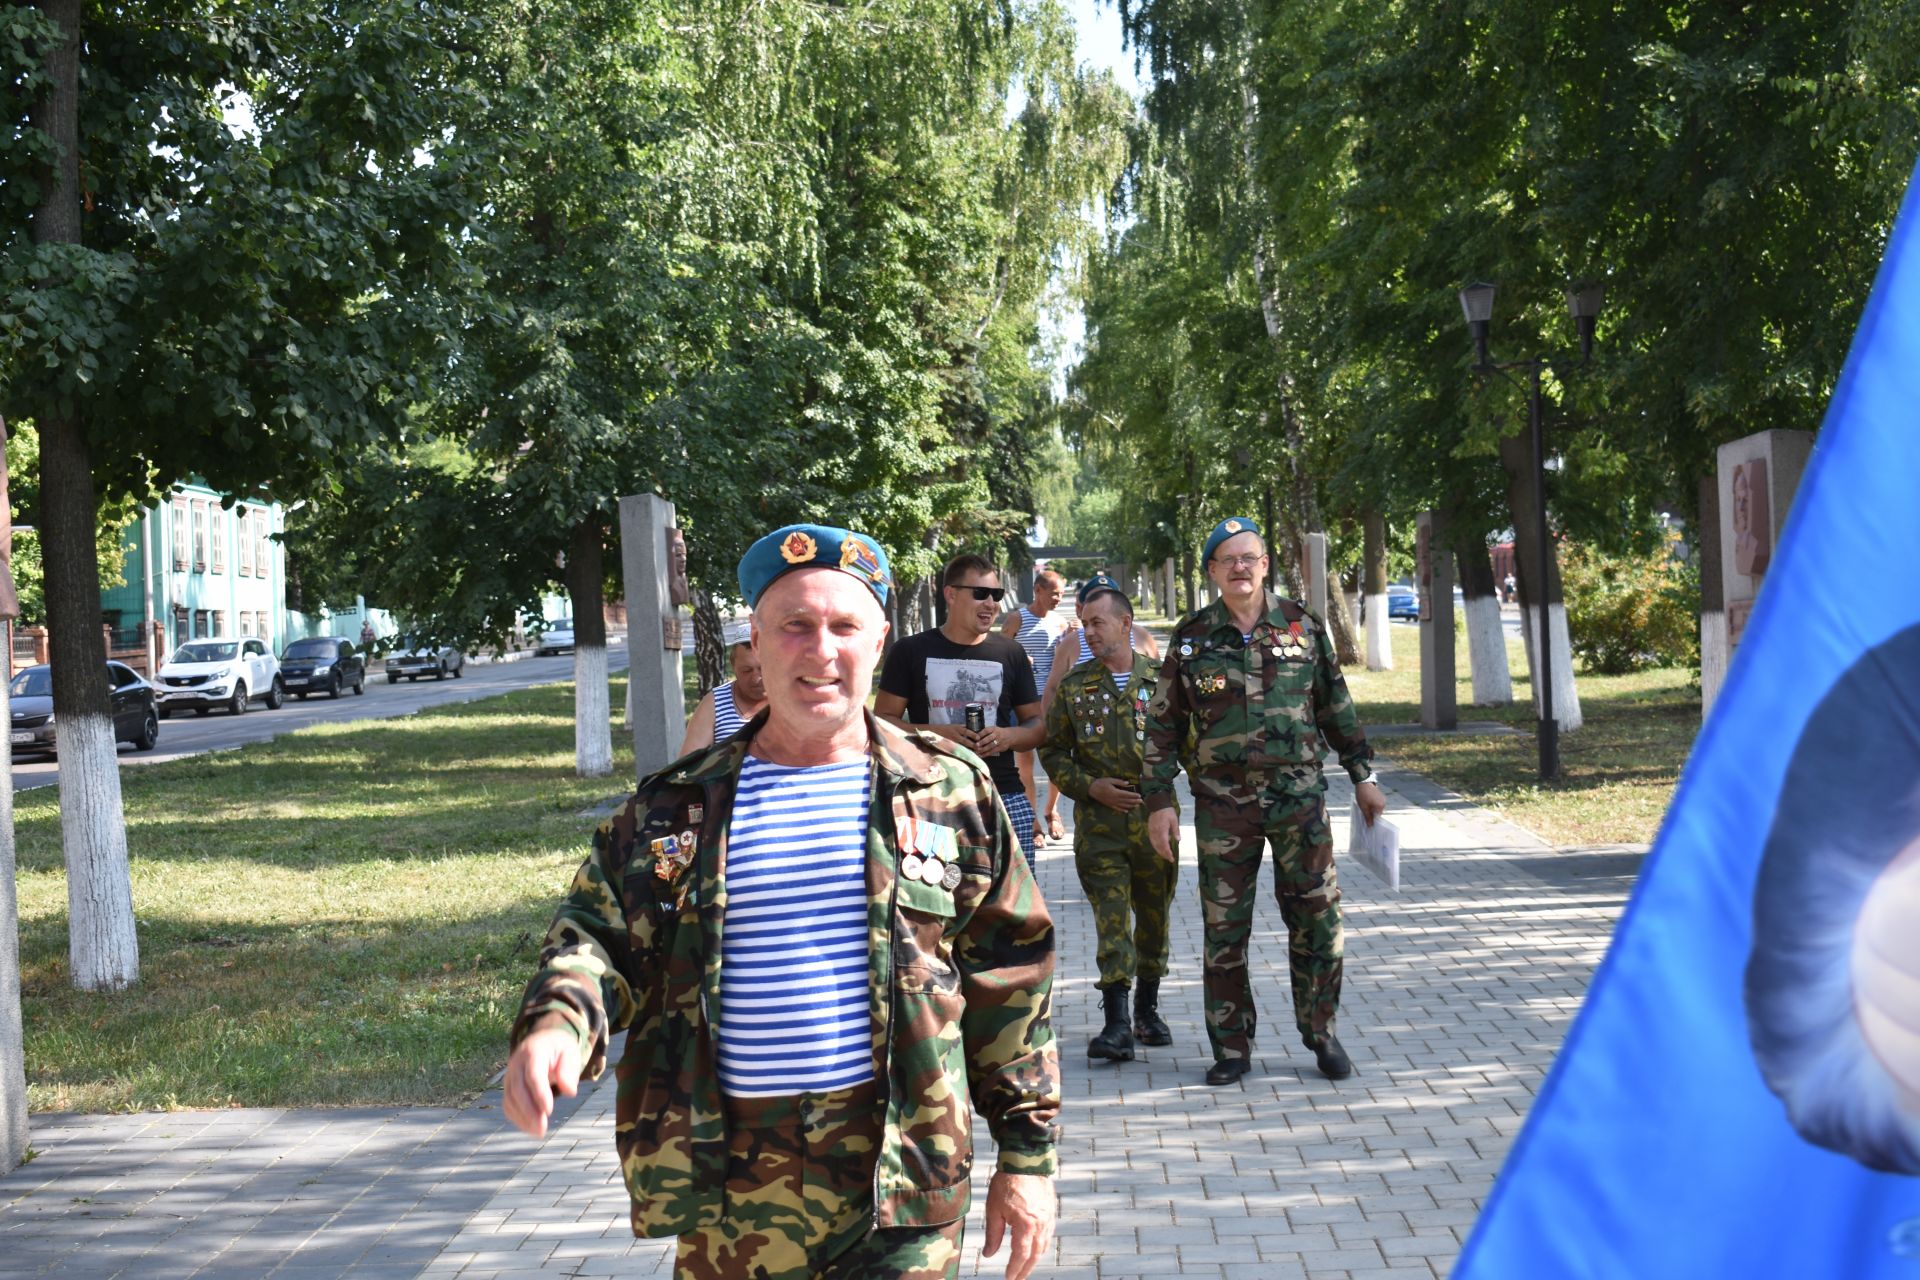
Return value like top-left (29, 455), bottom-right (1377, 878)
top-left (1211, 553), bottom-right (1265, 570)
top-left (955, 584), bottom-right (1006, 602)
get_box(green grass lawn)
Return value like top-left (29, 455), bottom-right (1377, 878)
top-left (1343, 623), bottom-right (1699, 848)
top-left (18, 679), bottom-right (633, 1114)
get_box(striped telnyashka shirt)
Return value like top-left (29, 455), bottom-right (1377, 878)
top-left (1012, 606), bottom-right (1064, 688)
top-left (711, 681), bottom-right (745, 740)
top-left (716, 756), bottom-right (875, 1097)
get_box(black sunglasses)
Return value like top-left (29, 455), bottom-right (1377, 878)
top-left (956, 585), bottom-right (1006, 602)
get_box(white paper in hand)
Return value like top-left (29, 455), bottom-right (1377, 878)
top-left (1348, 797), bottom-right (1401, 893)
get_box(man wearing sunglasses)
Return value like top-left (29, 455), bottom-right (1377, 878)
top-left (1141, 517), bottom-right (1386, 1086)
top-left (878, 554), bottom-right (1046, 861)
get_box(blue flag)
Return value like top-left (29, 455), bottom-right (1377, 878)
top-left (1453, 160), bottom-right (1920, 1276)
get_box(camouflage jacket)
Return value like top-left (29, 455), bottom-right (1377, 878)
top-left (1141, 591), bottom-right (1372, 808)
top-left (511, 712), bottom-right (1060, 1238)
top-left (1038, 651), bottom-right (1165, 829)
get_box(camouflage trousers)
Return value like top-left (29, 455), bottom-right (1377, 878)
top-left (674, 1082), bottom-right (963, 1280)
top-left (1073, 813), bottom-right (1178, 988)
top-left (1191, 781), bottom-right (1342, 1061)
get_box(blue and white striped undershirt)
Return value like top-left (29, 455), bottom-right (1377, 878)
top-left (1112, 669), bottom-right (1131, 693)
top-left (712, 681), bottom-right (745, 740)
top-left (717, 757), bottom-right (875, 1097)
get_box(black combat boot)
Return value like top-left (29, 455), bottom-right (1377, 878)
top-left (1308, 1032), bottom-right (1353, 1080)
top-left (1132, 977), bottom-right (1173, 1046)
top-left (1087, 984), bottom-right (1135, 1062)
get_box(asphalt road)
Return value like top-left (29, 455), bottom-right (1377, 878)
top-left (11, 646), bottom-right (632, 794)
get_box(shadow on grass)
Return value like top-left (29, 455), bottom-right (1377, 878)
top-left (18, 678), bottom-right (637, 1111)
top-left (22, 900), bottom-right (560, 1113)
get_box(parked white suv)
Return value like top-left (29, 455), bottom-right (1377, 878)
top-left (155, 638), bottom-right (284, 716)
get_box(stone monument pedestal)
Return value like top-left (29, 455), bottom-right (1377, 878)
top-left (1417, 511), bottom-right (1457, 731)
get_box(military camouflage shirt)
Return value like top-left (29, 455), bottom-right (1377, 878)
top-left (1141, 591), bottom-right (1372, 808)
top-left (1038, 651), bottom-right (1162, 820)
top-left (511, 712), bottom-right (1060, 1238)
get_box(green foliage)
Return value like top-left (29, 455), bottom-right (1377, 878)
top-left (1086, 0), bottom-right (1920, 582)
top-left (1560, 540), bottom-right (1700, 676)
top-left (0, 0), bottom-right (474, 506)
top-left (2, 422), bottom-right (132, 626)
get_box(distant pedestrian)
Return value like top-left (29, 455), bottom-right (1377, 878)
top-left (1503, 572), bottom-right (1517, 604)
top-left (503, 523), bottom-right (1060, 1280)
top-left (1000, 570), bottom-right (1068, 844)
top-left (359, 619), bottom-right (376, 652)
top-left (875, 554), bottom-right (1045, 862)
top-left (678, 633), bottom-right (769, 755)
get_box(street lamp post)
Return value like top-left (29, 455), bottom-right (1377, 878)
top-left (1458, 281), bottom-right (1604, 781)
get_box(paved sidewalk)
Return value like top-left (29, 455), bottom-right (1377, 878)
top-left (1, 763), bottom-right (1638, 1278)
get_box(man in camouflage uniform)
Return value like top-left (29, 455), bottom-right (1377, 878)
top-left (1039, 585), bottom-right (1177, 1063)
top-left (1143, 517), bottom-right (1387, 1086)
top-left (503, 523), bottom-right (1060, 1280)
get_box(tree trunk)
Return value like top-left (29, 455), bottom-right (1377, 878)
top-left (1361, 508), bottom-right (1391, 670)
top-left (1456, 542), bottom-right (1513, 706)
top-left (691, 588), bottom-right (726, 695)
top-left (1322, 551), bottom-right (1361, 668)
top-left (1497, 433), bottom-right (1582, 732)
top-left (566, 517), bottom-right (613, 777)
top-left (1180, 547), bottom-right (1196, 615)
top-left (35, 0), bottom-right (139, 992)
top-left (0, 419), bottom-right (27, 1171)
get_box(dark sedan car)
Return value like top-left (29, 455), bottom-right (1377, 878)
top-left (279, 636), bottom-right (366, 699)
top-left (9, 661), bottom-right (159, 757)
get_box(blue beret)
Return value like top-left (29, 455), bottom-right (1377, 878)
top-left (1202, 517), bottom-right (1263, 565)
top-left (1077, 572), bottom-right (1122, 601)
top-left (738, 524), bottom-right (892, 609)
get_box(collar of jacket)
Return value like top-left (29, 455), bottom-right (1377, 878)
top-left (656, 709), bottom-right (945, 789)
top-left (1187, 589), bottom-right (1296, 640)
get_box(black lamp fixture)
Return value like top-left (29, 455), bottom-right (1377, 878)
top-left (1458, 282), bottom-right (1496, 367)
top-left (1566, 284), bottom-right (1605, 359)
top-left (1457, 277), bottom-right (1606, 780)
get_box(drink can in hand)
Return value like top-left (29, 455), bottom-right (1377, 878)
top-left (965, 703), bottom-right (986, 734)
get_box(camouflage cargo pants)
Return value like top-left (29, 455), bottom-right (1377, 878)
top-left (674, 1082), bottom-right (963, 1279)
top-left (1073, 818), bottom-right (1178, 988)
top-left (1191, 782), bottom-right (1342, 1061)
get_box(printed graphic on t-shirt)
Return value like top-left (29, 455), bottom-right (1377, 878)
top-left (925, 657), bottom-right (1004, 724)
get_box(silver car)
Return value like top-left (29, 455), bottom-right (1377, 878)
top-left (386, 639), bottom-right (466, 682)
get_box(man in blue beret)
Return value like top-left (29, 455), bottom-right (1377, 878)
top-left (1140, 517), bottom-right (1387, 1086)
top-left (504, 524), bottom-right (1061, 1280)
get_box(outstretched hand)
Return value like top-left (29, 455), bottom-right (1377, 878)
top-left (502, 1017), bottom-right (582, 1140)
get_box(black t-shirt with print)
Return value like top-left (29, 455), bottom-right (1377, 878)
top-left (879, 628), bottom-right (1039, 796)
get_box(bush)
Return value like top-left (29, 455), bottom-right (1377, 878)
top-left (1560, 540), bottom-right (1699, 675)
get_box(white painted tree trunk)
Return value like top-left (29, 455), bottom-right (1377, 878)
top-left (574, 641), bottom-right (613, 777)
top-left (1519, 603), bottom-right (1583, 732)
top-left (0, 666), bottom-right (26, 1170)
top-left (1363, 594), bottom-right (1392, 670)
top-left (1463, 594), bottom-right (1513, 705)
top-left (59, 714), bottom-right (139, 990)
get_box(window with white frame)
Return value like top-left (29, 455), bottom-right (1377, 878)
top-left (172, 499), bottom-right (189, 570)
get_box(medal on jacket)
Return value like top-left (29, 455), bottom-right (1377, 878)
top-left (651, 833), bottom-right (694, 880)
